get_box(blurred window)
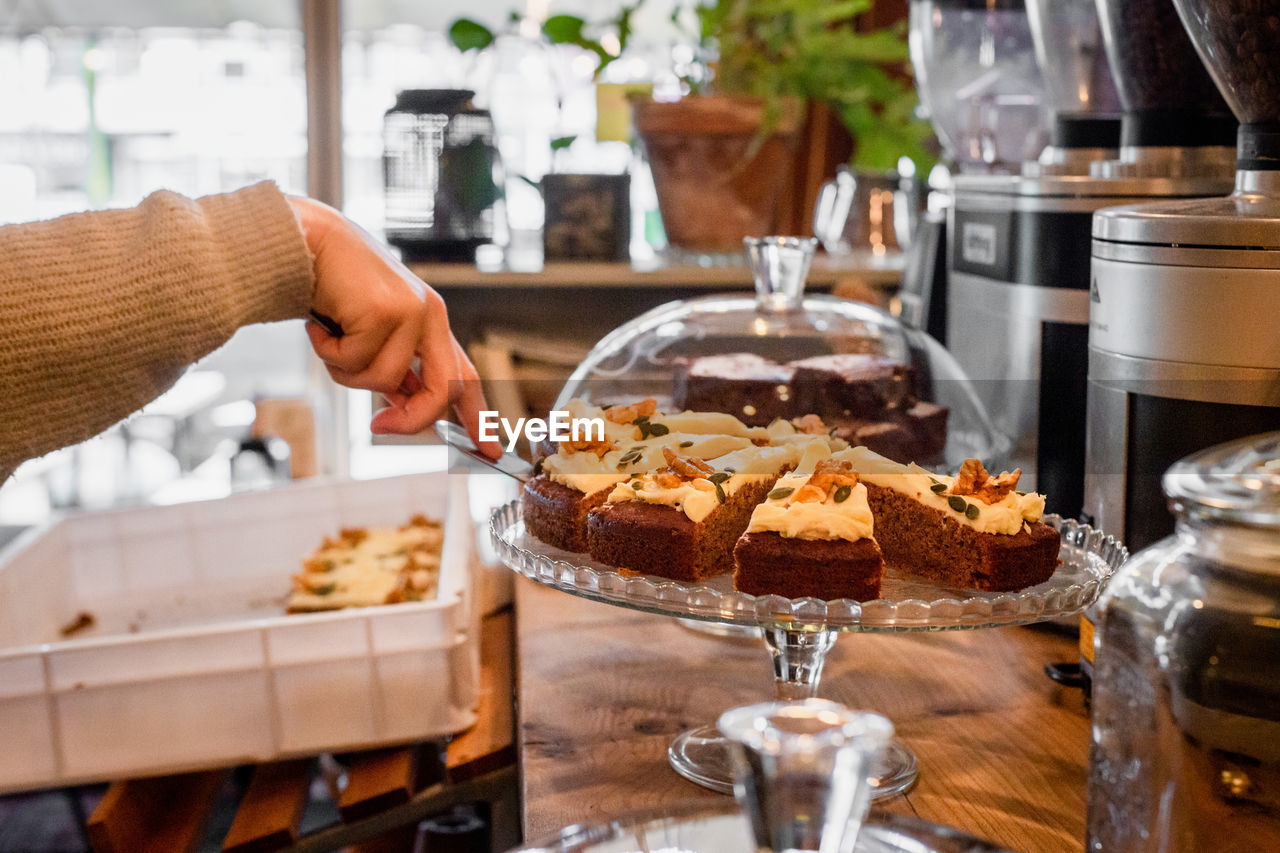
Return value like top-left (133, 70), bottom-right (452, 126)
top-left (0, 6), bottom-right (306, 224)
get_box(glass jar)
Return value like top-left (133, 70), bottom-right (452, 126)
top-left (1087, 432), bottom-right (1280, 852)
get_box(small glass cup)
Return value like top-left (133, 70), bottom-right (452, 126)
top-left (718, 699), bottom-right (894, 853)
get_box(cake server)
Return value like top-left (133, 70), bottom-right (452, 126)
top-left (434, 420), bottom-right (533, 483)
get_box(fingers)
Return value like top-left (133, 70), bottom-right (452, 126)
top-left (295, 200), bottom-right (495, 443)
top-left (319, 317), bottom-right (422, 395)
top-left (370, 292), bottom-right (456, 435)
top-left (450, 340), bottom-right (503, 459)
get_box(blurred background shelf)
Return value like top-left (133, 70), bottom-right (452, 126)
top-left (409, 257), bottom-right (903, 290)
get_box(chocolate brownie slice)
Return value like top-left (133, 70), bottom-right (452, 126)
top-left (672, 354), bottom-right (799, 427)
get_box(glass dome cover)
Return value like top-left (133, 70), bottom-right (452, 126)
top-left (556, 237), bottom-right (1006, 470)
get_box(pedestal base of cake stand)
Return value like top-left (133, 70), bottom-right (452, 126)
top-left (669, 625), bottom-right (917, 798)
top-left (667, 725), bottom-right (918, 798)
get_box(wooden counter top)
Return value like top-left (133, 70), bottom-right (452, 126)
top-left (515, 577), bottom-right (1090, 852)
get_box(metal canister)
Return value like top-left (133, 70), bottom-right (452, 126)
top-left (1085, 172), bottom-right (1280, 553)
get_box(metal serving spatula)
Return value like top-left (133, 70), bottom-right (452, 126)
top-left (433, 420), bottom-right (533, 483)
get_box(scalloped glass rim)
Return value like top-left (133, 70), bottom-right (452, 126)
top-left (489, 500), bottom-right (1127, 632)
top-left (510, 800), bottom-right (1016, 852)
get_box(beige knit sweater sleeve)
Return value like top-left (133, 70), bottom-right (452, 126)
top-left (0, 181), bottom-right (316, 481)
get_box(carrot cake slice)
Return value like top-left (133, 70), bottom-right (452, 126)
top-left (524, 399), bottom-right (833, 553)
top-left (735, 457), bottom-right (883, 601)
top-left (288, 515), bottom-right (443, 611)
top-left (585, 440), bottom-right (826, 581)
top-left (526, 427), bottom-right (753, 553)
top-left (834, 447), bottom-right (1059, 591)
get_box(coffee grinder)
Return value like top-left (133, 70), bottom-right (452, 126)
top-left (1086, 0), bottom-right (1280, 552)
top-left (900, 0), bottom-right (1052, 349)
top-left (944, 0), bottom-right (1237, 517)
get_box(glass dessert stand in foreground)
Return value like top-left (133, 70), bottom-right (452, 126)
top-left (511, 800), bottom-right (1016, 853)
top-left (490, 501), bottom-right (1126, 798)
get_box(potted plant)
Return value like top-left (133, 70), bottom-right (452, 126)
top-left (636, 0), bottom-right (934, 255)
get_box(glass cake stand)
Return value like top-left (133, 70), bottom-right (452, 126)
top-left (511, 800), bottom-right (1016, 852)
top-left (490, 500), bottom-right (1126, 798)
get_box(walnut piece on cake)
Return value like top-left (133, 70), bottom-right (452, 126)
top-left (604, 398), bottom-right (658, 425)
top-left (950, 459), bottom-right (1022, 504)
top-left (562, 435), bottom-right (618, 456)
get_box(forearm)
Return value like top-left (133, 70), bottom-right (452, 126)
top-left (0, 182), bottom-right (315, 479)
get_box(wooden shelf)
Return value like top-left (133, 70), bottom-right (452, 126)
top-left (409, 255), bottom-right (903, 290)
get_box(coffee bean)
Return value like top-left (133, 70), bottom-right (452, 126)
top-left (1171, 0), bottom-right (1280, 121)
top-left (1100, 0), bottom-right (1228, 111)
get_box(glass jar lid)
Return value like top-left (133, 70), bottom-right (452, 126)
top-left (1164, 431), bottom-right (1280, 527)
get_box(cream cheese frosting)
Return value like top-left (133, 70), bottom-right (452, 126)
top-left (747, 476), bottom-right (874, 542)
top-left (763, 417), bottom-right (850, 450)
top-left (831, 446), bottom-right (1045, 535)
top-left (653, 410), bottom-right (768, 441)
top-left (606, 439), bottom-right (830, 523)
top-left (542, 432), bottom-right (752, 495)
top-left (561, 399), bottom-right (767, 443)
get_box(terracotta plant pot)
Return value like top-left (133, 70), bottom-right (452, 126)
top-left (634, 95), bottom-right (804, 255)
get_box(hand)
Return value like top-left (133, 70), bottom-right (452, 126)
top-left (288, 196), bottom-right (502, 459)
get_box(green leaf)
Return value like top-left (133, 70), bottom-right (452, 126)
top-left (550, 135), bottom-right (577, 151)
top-left (617, 3), bottom-right (639, 53)
top-left (447, 18), bottom-right (494, 53)
top-left (543, 14), bottom-right (587, 45)
top-left (813, 0), bottom-right (873, 23)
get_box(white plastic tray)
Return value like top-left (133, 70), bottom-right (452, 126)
top-left (0, 473), bottom-right (478, 794)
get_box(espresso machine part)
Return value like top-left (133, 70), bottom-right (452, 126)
top-left (1024, 0), bottom-right (1121, 174)
top-left (383, 89), bottom-right (504, 262)
top-left (907, 0), bottom-right (1049, 174)
top-left (946, 0), bottom-right (1239, 518)
top-left (900, 0), bottom-right (1047, 347)
top-left (1085, 0), bottom-right (1280, 552)
top-left (947, 165), bottom-right (1233, 516)
top-left (1028, 113), bottom-right (1121, 177)
top-left (1026, 0), bottom-right (1120, 117)
top-left (1091, 0), bottom-right (1237, 179)
top-left (897, 206), bottom-right (949, 346)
